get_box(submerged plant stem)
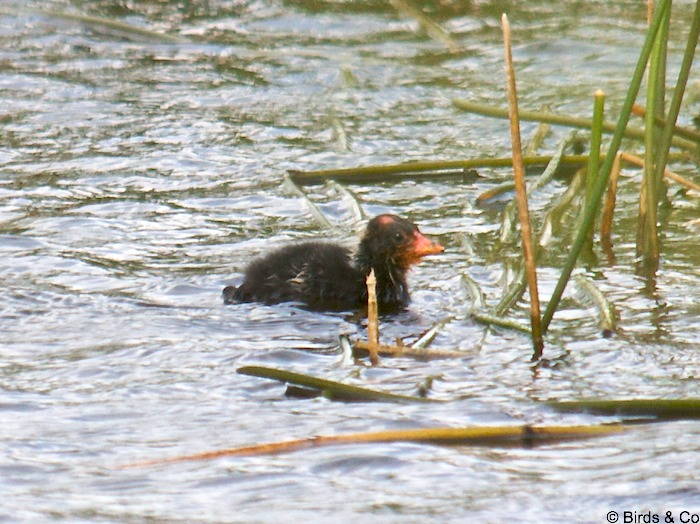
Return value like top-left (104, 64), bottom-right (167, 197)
top-left (288, 155), bottom-right (589, 185)
top-left (0, 7), bottom-right (186, 43)
top-left (282, 174), bottom-right (336, 230)
top-left (471, 311), bottom-right (531, 334)
top-left (388, 0), bottom-right (461, 52)
top-left (574, 274), bottom-right (617, 337)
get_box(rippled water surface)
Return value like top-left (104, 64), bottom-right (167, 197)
top-left (2, 0), bottom-right (700, 521)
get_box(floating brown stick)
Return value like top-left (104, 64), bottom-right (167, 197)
top-left (358, 272), bottom-right (461, 361)
top-left (353, 340), bottom-right (466, 360)
top-left (501, 13), bottom-right (543, 358)
top-left (122, 423), bottom-right (625, 468)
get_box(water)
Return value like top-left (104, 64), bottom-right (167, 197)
top-left (2, 0), bottom-right (700, 521)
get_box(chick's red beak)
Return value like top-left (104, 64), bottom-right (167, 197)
top-left (402, 230), bottom-right (444, 265)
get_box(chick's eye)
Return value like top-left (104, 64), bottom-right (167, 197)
top-left (393, 232), bottom-right (404, 242)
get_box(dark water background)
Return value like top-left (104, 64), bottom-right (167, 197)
top-left (2, 0), bottom-right (700, 521)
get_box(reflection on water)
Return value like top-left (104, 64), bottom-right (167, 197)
top-left (1, 0), bottom-right (700, 521)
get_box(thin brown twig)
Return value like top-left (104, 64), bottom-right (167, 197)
top-left (365, 270), bottom-right (380, 366)
top-left (451, 98), bottom-right (698, 152)
top-left (621, 152), bottom-right (700, 192)
top-left (601, 152), bottom-right (622, 254)
top-left (631, 104), bottom-right (700, 143)
top-left (501, 13), bottom-right (543, 358)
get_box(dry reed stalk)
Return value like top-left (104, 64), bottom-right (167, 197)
top-left (501, 13), bottom-right (543, 357)
top-left (366, 270), bottom-right (380, 366)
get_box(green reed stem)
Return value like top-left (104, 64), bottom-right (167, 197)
top-left (650, 0), bottom-right (700, 212)
top-left (583, 91), bottom-right (605, 249)
top-left (587, 91), bottom-right (606, 210)
top-left (541, 0), bottom-right (671, 333)
top-left (637, 3), bottom-right (669, 270)
top-left (652, 10), bottom-right (670, 186)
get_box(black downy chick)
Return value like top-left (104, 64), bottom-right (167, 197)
top-left (223, 214), bottom-right (444, 311)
